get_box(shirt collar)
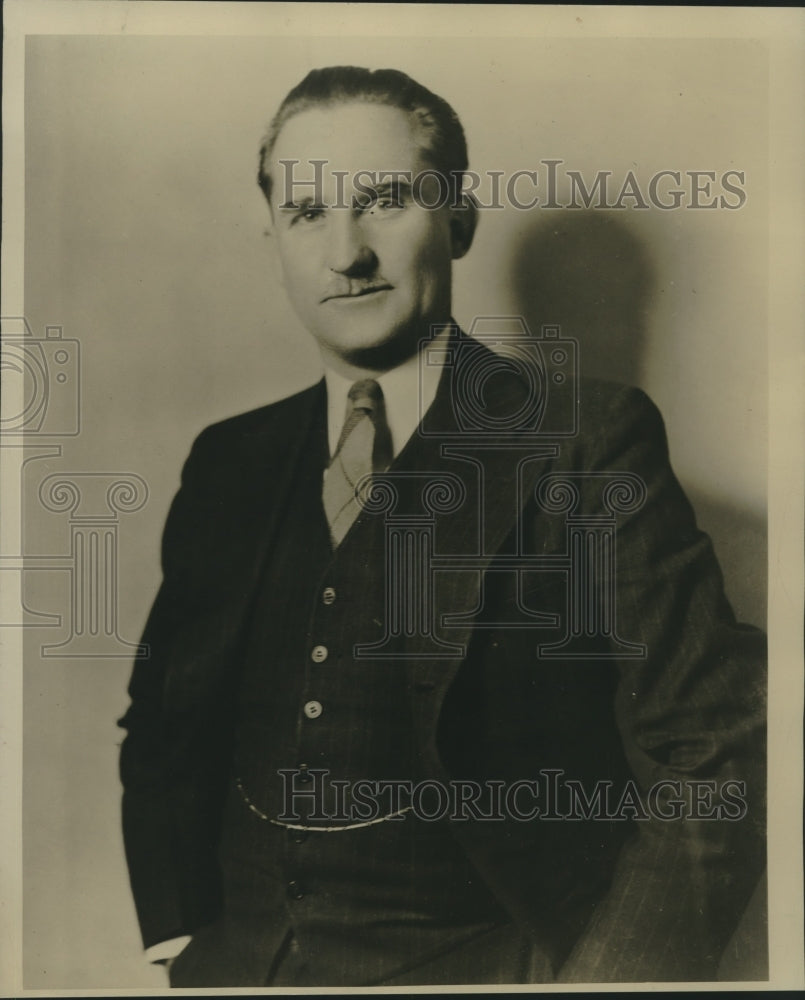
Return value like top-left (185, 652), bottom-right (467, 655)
top-left (324, 325), bottom-right (452, 460)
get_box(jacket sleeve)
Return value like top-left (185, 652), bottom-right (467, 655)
top-left (117, 428), bottom-right (232, 949)
top-left (556, 386), bottom-right (766, 982)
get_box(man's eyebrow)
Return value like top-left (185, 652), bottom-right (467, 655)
top-left (352, 178), bottom-right (413, 207)
top-left (363, 178), bottom-right (413, 195)
top-left (276, 195), bottom-right (323, 212)
top-left (275, 179), bottom-right (414, 213)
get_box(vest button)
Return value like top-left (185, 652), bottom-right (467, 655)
top-left (311, 645), bottom-right (328, 663)
top-left (322, 587), bottom-right (336, 606)
top-left (303, 700), bottom-right (323, 719)
top-left (287, 879), bottom-right (305, 901)
top-left (297, 764), bottom-right (312, 784)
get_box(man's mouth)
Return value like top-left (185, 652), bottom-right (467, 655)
top-left (322, 284), bottom-right (393, 303)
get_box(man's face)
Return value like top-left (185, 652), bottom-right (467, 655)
top-left (267, 102), bottom-right (467, 372)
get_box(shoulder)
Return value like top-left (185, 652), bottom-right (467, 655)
top-left (576, 377), bottom-right (665, 438)
top-left (457, 329), bottom-right (663, 448)
top-left (187, 380), bottom-right (324, 460)
top-left (539, 375), bottom-right (673, 485)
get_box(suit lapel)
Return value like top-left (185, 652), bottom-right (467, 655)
top-left (202, 380), bottom-right (328, 653)
top-left (366, 330), bottom-right (560, 757)
top-left (239, 380), bottom-right (327, 581)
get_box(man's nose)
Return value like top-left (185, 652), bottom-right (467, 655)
top-left (326, 212), bottom-right (377, 276)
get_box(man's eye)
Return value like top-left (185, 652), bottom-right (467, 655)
top-left (294, 207), bottom-right (324, 224)
top-left (360, 193), bottom-right (405, 214)
top-left (375, 195), bottom-right (404, 210)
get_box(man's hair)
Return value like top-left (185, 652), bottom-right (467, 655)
top-left (257, 65), bottom-right (469, 205)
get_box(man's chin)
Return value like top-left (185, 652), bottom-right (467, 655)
top-left (319, 324), bottom-right (432, 373)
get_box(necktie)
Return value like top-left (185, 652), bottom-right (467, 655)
top-left (322, 379), bottom-right (393, 546)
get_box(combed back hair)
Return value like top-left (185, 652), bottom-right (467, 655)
top-left (257, 65), bottom-right (469, 205)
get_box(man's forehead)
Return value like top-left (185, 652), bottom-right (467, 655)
top-left (267, 102), bottom-right (430, 185)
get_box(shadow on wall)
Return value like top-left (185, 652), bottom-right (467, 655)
top-left (506, 210), bottom-right (767, 630)
top-left (508, 210), bottom-right (655, 387)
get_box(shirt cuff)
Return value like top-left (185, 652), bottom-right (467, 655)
top-left (145, 935), bottom-right (192, 964)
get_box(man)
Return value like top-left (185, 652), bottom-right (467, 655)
top-left (118, 66), bottom-right (766, 987)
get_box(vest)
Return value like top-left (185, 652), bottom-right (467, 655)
top-left (215, 406), bottom-right (510, 986)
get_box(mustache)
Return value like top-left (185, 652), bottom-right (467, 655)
top-left (320, 280), bottom-right (393, 303)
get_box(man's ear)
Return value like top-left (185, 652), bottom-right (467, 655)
top-left (449, 192), bottom-right (479, 260)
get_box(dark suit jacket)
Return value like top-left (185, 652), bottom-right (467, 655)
top-left (118, 333), bottom-right (766, 982)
